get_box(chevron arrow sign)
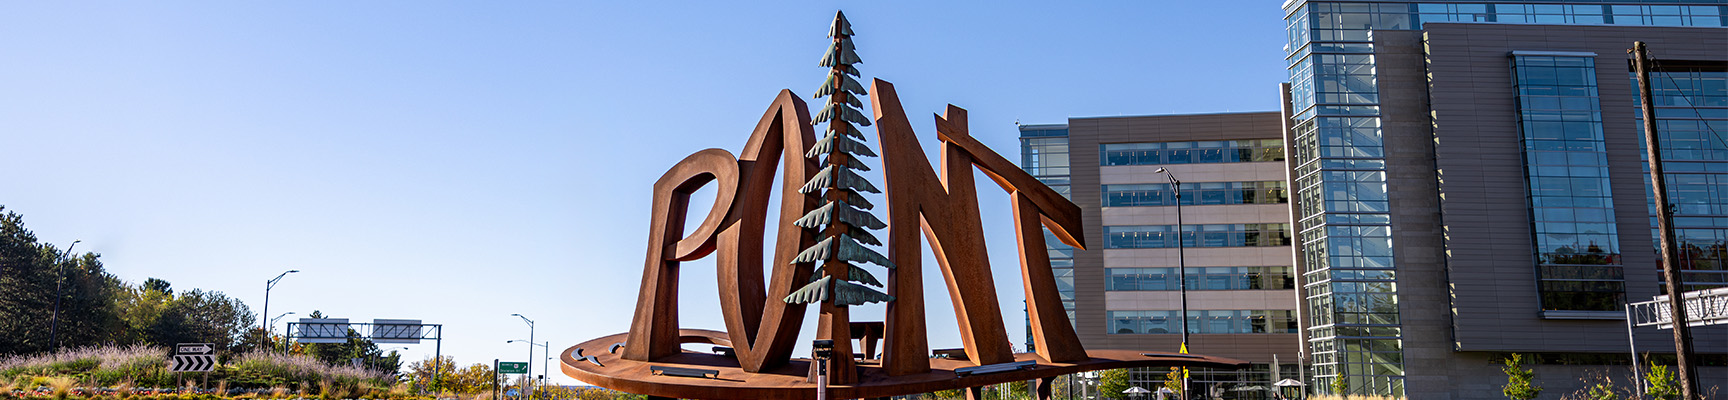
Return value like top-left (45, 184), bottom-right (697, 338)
top-left (169, 355), bottom-right (215, 372)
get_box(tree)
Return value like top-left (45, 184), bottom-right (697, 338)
top-left (407, 356), bottom-right (459, 392)
top-left (1162, 368), bottom-right (1183, 396)
top-left (447, 362), bottom-right (498, 394)
top-left (0, 207), bottom-right (126, 355)
top-left (1584, 381), bottom-right (1621, 400)
top-left (1502, 353), bottom-right (1542, 400)
top-left (116, 279), bottom-right (174, 345)
top-left (0, 206), bottom-right (263, 358)
top-left (143, 278), bottom-right (172, 295)
top-left (44, 252), bottom-right (126, 349)
top-left (1331, 375), bottom-right (1348, 395)
top-left (146, 288), bottom-right (256, 354)
top-left (1099, 368), bottom-right (1131, 400)
top-left (1646, 362), bottom-right (1680, 400)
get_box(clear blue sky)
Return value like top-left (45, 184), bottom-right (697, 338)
top-left (0, 2), bottom-right (1287, 385)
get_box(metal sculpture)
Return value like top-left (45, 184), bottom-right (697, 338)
top-left (564, 11), bottom-right (1244, 399)
top-left (784, 12), bottom-right (892, 384)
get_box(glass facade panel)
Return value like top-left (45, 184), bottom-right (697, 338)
top-left (1513, 55), bottom-right (1627, 311)
top-left (1020, 125), bottom-right (1078, 329)
top-left (1107, 267), bottom-right (1295, 291)
top-left (1100, 140), bottom-right (1285, 166)
top-left (1636, 66), bottom-right (1728, 292)
top-left (1107, 310), bottom-right (1299, 334)
top-left (1105, 224), bottom-right (1292, 249)
top-left (1102, 181), bottom-right (1289, 207)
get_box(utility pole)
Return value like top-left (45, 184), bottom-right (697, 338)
top-left (1633, 41), bottom-right (1700, 400)
top-left (49, 240), bottom-right (79, 357)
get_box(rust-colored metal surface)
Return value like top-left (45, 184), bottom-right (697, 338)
top-left (579, 12), bottom-right (1248, 394)
top-left (578, 79), bottom-right (1249, 398)
top-left (564, 330), bottom-right (1245, 400)
top-left (621, 89), bottom-right (820, 373)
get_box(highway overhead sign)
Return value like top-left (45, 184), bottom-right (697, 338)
top-left (498, 362), bottom-right (528, 374)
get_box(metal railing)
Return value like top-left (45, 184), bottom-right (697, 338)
top-left (1628, 287), bottom-right (1728, 329)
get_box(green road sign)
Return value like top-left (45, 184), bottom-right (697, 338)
top-left (498, 362), bottom-right (528, 374)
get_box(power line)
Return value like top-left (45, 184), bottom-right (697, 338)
top-left (1643, 54), bottom-right (1728, 153)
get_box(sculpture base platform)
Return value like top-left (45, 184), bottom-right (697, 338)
top-left (562, 329), bottom-right (1247, 399)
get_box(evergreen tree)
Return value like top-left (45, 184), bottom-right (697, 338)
top-left (1646, 362), bottom-right (1680, 400)
top-left (1501, 353), bottom-right (1542, 400)
top-left (0, 207), bottom-right (125, 355)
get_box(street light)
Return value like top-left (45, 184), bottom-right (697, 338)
top-left (49, 240), bottom-right (80, 356)
top-left (270, 312), bottom-right (296, 337)
top-left (261, 270), bottom-right (299, 352)
top-left (507, 340), bottom-right (551, 389)
top-left (270, 311), bottom-right (295, 349)
top-left (1154, 167), bottom-right (1189, 399)
top-left (510, 314), bottom-right (535, 400)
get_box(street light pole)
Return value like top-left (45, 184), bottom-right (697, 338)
top-left (511, 314), bottom-right (535, 400)
top-left (262, 270), bottom-right (299, 353)
top-left (270, 312), bottom-right (296, 345)
top-left (509, 340), bottom-right (552, 390)
top-left (49, 240), bottom-right (79, 356)
top-left (1155, 167), bottom-right (1189, 399)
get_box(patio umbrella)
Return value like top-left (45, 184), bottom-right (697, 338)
top-left (1273, 379), bottom-right (1305, 387)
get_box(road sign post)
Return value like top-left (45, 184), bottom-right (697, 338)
top-left (170, 343), bottom-right (216, 373)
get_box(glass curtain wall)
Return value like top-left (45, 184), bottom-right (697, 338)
top-left (1512, 54), bottom-right (1627, 313)
top-left (1637, 64), bottom-right (1728, 292)
top-left (1020, 125), bottom-right (1078, 330)
top-left (1286, 1), bottom-right (1728, 394)
top-left (1286, 2), bottom-right (1409, 395)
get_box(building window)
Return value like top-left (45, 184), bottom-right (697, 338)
top-left (1512, 54), bottom-right (1626, 312)
top-left (1106, 267), bottom-right (1295, 291)
top-left (1635, 64), bottom-right (1728, 293)
top-left (1020, 125), bottom-right (1078, 329)
top-left (1021, 127), bottom-right (1071, 199)
top-left (1104, 224), bottom-right (1291, 249)
top-left (1100, 140), bottom-right (1284, 166)
top-left (1107, 310), bottom-right (1298, 334)
top-left (1102, 181), bottom-right (1288, 207)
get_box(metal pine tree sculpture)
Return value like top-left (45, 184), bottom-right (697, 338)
top-left (783, 10), bottom-right (892, 384)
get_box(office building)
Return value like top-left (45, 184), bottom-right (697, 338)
top-left (1021, 114), bottom-right (1302, 397)
top-left (1280, 0), bottom-right (1727, 397)
top-left (1022, 1), bottom-right (1727, 398)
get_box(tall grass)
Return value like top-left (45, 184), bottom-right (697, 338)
top-left (0, 345), bottom-right (165, 381)
top-left (227, 351), bottom-right (392, 388)
top-left (1, 345), bottom-right (395, 397)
